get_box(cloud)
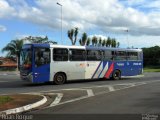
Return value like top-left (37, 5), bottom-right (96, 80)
top-left (0, 25), bottom-right (7, 32)
top-left (0, 0), bottom-right (16, 18)
top-left (1, 0), bottom-right (160, 37)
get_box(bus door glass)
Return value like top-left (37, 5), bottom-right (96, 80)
top-left (33, 47), bottom-right (50, 83)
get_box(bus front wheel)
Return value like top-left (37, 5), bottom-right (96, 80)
top-left (112, 70), bottom-right (121, 80)
top-left (54, 73), bottom-right (66, 85)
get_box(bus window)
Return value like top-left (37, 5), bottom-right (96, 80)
top-left (87, 50), bottom-right (101, 61)
top-left (127, 52), bottom-right (138, 60)
top-left (103, 50), bottom-right (113, 61)
top-left (53, 48), bottom-right (68, 61)
top-left (114, 51), bottom-right (126, 61)
top-left (69, 49), bottom-right (86, 61)
top-left (138, 52), bottom-right (143, 60)
top-left (35, 48), bottom-right (50, 67)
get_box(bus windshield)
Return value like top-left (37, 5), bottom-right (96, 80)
top-left (20, 49), bottom-right (32, 69)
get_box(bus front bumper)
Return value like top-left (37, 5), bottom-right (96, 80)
top-left (20, 73), bottom-right (33, 82)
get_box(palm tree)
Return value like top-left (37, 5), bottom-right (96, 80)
top-left (106, 37), bottom-right (112, 47)
top-left (86, 38), bottom-right (91, 46)
top-left (68, 27), bottom-right (79, 45)
top-left (2, 39), bottom-right (24, 70)
top-left (117, 42), bottom-right (120, 48)
top-left (79, 32), bottom-right (87, 46)
top-left (98, 37), bottom-right (102, 47)
top-left (111, 38), bottom-right (116, 47)
top-left (91, 36), bottom-right (95, 46)
top-left (102, 39), bottom-right (106, 47)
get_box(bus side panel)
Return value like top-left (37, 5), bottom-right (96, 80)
top-left (86, 61), bottom-right (113, 79)
top-left (50, 61), bottom-right (86, 81)
top-left (127, 61), bottom-right (143, 76)
top-left (32, 64), bottom-right (50, 83)
top-left (113, 61), bottom-right (143, 77)
top-left (85, 61), bottom-right (101, 79)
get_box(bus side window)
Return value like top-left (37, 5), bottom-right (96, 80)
top-left (87, 50), bottom-right (101, 61)
top-left (138, 52), bottom-right (143, 60)
top-left (69, 49), bottom-right (86, 61)
top-left (53, 48), bottom-right (68, 61)
top-left (103, 50), bottom-right (113, 61)
top-left (114, 51), bottom-right (126, 61)
top-left (127, 52), bottom-right (138, 61)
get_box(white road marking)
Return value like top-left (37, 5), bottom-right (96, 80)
top-left (86, 89), bottom-right (94, 97)
top-left (50, 93), bottom-right (63, 107)
top-left (0, 81), bottom-right (9, 83)
top-left (0, 73), bottom-right (7, 75)
top-left (108, 86), bottom-right (115, 91)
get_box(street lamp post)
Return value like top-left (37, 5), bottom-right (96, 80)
top-left (57, 2), bottom-right (63, 44)
top-left (125, 29), bottom-right (129, 48)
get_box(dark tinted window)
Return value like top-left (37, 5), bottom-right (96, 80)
top-left (87, 50), bottom-right (102, 61)
top-left (127, 52), bottom-right (138, 60)
top-left (103, 50), bottom-right (113, 60)
top-left (53, 48), bottom-right (68, 61)
top-left (69, 49), bottom-right (86, 61)
top-left (35, 48), bottom-right (50, 67)
top-left (138, 52), bottom-right (143, 60)
top-left (114, 51), bottom-right (126, 60)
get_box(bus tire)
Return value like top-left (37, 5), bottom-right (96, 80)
top-left (112, 70), bottom-right (121, 80)
top-left (54, 73), bottom-right (66, 85)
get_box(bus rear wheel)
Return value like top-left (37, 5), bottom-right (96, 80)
top-left (54, 73), bottom-right (66, 85)
top-left (112, 70), bottom-right (121, 80)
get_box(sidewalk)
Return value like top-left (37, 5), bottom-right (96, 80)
top-left (0, 71), bottom-right (19, 75)
top-left (0, 94), bottom-right (47, 115)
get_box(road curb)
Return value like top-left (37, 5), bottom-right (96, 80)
top-left (0, 94), bottom-right (47, 115)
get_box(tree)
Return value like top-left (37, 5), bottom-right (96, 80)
top-left (2, 39), bottom-right (24, 70)
top-left (142, 46), bottom-right (160, 67)
top-left (79, 32), bottom-right (87, 46)
top-left (106, 37), bottom-right (112, 47)
top-left (111, 38), bottom-right (116, 47)
top-left (68, 27), bottom-right (79, 45)
top-left (102, 39), bottom-right (106, 47)
top-left (86, 38), bottom-right (91, 46)
top-left (24, 36), bottom-right (57, 44)
top-left (117, 42), bottom-right (120, 48)
top-left (25, 36), bottom-right (48, 43)
top-left (98, 37), bottom-right (102, 47)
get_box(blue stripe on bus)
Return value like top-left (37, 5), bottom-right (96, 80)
top-left (92, 61), bottom-right (102, 79)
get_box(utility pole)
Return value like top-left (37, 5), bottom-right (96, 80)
top-left (57, 2), bottom-right (63, 44)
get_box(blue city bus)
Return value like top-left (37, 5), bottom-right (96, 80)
top-left (20, 43), bottom-right (143, 85)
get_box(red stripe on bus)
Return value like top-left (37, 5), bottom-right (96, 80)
top-left (104, 63), bottom-right (114, 78)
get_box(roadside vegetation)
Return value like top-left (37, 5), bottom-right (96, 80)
top-left (144, 66), bottom-right (160, 72)
top-left (0, 96), bottom-right (13, 105)
top-left (67, 27), bottom-right (120, 47)
top-left (142, 46), bottom-right (160, 72)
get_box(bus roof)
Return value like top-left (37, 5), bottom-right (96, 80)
top-left (50, 44), bottom-right (142, 52)
top-left (24, 43), bottom-right (142, 52)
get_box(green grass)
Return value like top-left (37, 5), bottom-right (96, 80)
top-left (0, 96), bottom-right (13, 105)
top-left (144, 66), bottom-right (160, 72)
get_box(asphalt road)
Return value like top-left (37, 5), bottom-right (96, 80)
top-left (0, 72), bottom-right (160, 120)
top-left (0, 72), bottom-right (160, 94)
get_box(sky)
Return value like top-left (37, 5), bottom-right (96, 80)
top-left (0, 0), bottom-right (160, 56)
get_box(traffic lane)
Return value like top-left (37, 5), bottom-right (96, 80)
top-left (0, 72), bottom-right (160, 95)
top-left (35, 81), bottom-right (160, 114)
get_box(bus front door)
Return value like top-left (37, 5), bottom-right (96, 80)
top-left (33, 47), bottom-right (50, 83)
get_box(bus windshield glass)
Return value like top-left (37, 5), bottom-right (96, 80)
top-left (20, 49), bottom-right (32, 69)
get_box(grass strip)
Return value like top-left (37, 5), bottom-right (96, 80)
top-left (0, 96), bottom-right (13, 105)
